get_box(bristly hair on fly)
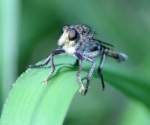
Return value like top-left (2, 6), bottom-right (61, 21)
top-left (29, 24), bottom-right (128, 95)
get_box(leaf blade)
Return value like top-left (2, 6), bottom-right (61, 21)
top-left (1, 67), bottom-right (78, 125)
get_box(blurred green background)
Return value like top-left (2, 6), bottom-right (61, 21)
top-left (0, 0), bottom-right (150, 125)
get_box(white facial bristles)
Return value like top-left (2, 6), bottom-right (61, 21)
top-left (58, 31), bottom-right (68, 46)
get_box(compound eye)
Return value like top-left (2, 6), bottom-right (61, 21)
top-left (68, 29), bottom-right (78, 41)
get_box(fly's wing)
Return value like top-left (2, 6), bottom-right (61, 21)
top-left (92, 38), bottom-right (128, 62)
top-left (92, 38), bottom-right (114, 48)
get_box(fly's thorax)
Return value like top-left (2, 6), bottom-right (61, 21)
top-left (86, 51), bottom-right (100, 58)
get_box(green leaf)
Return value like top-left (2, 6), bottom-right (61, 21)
top-left (120, 100), bottom-right (150, 125)
top-left (0, 0), bottom-right (19, 104)
top-left (104, 68), bottom-right (150, 108)
top-left (1, 61), bottom-right (78, 125)
top-left (1, 56), bottom-right (150, 125)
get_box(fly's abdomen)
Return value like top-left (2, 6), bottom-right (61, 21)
top-left (104, 48), bottom-right (128, 62)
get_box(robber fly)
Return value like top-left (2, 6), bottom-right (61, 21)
top-left (29, 24), bottom-right (128, 95)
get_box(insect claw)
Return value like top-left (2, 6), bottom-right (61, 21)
top-left (81, 77), bottom-right (88, 82)
top-left (81, 77), bottom-right (89, 95)
top-left (79, 84), bottom-right (86, 95)
top-left (42, 79), bottom-right (48, 85)
top-left (28, 64), bottom-right (35, 68)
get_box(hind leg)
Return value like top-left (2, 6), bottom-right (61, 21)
top-left (97, 53), bottom-right (106, 90)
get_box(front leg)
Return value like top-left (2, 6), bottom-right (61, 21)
top-left (43, 48), bottom-right (65, 84)
top-left (30, 48), bottom-right (65, 84)
top-left (29, 48), bottom-right (65, 68)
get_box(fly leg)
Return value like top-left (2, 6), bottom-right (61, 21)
top-left (75, 51), bottom-right (96, 95)
top-left (29, 48), bottom-right (65, 68)
top-left (97, 53), bottom-right (106, 90)
top-left (29, 55), bottom-right (51, 68)
top-left (42, 48), bottom-right (65, 85)
top-left (82, 61), bottom-right (96, 95)
top-left (76, 60), bottom-right (87, 95)
top-left (29, 48), bottom-right (65, 85)
top-left (74, 59), bottom-right (79, 66)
